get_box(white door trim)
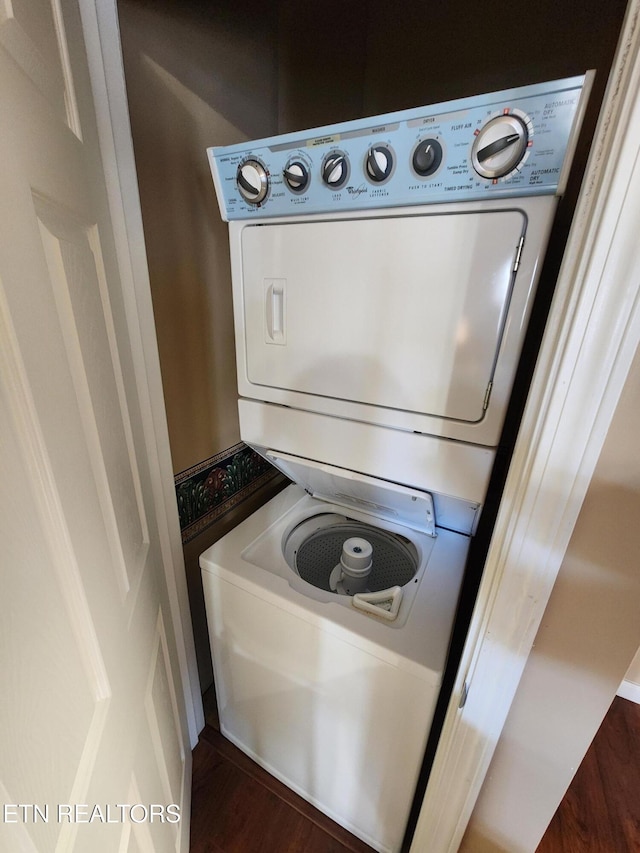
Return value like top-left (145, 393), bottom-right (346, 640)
top-left (80, 0), bottom-right (204, 746)
top-left (411, 2), bottom-right (640, 850)
top-left (618, 679), bottom-right (640, 704)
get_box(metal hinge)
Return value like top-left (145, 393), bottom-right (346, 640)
top-left (513, 235), bottom-right (525, 272)
top-left (459, 679), bottom-right (469, 709)
top-left (483, 381), bottom-right (493, 411)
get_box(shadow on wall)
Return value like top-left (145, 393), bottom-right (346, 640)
top-left (119, 0), bottom-right (278, 139)
top-left (118, 0), bottom-right (280, 473)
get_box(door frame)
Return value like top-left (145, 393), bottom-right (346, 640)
top-left (411, 1), bottom-right (640, 849)
top-left (80, 0), bottom-right (203, 746)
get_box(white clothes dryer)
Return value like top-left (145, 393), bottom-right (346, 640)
top-left (201, 75), bottom-right (593, 853)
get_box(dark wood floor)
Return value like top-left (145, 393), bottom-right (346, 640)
top-left (191, 692), bottom-right (640, 853)
top-left (537, 696), bottom-right (640, 853)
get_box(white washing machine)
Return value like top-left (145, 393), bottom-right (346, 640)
top-left (201, 75), bottom-right (592, 853)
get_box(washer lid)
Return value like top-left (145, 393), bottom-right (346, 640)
top-left (265, 450), bottom-right (436, 536)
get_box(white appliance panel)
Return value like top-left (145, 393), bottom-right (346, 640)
top-left (206, 572), bottom-right (435, 853)
top-left (241, 210), bottom-right (525, 423)
top-left (206, 574), bottom-right (435, 853)
top-left (238, 398), bottom-right (494, 520)
top-left (230, 195), bottom-right (557, 446)
top-left (264, 450), bottom-right (437, 535)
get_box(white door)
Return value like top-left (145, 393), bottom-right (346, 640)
top-left (240, 210), bottom-right (525, 421)
top-left (0, 2), bottom-right (192, 852)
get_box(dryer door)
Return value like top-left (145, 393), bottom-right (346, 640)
top-left (239, 208), bottom-right (525, 425)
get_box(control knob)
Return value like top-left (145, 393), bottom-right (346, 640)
top-left (412, 139), bottom-right (443, 177)
top-left (236, 160), bottom-right (269, 204)
top-left (471, 114), bottom-right (528, 179)
top-left (283, 160), bottom-right (310, 193)
top-left (365, 145), bottom-right (394, 182)
top-left (322, 151), bottom-right (349, 189)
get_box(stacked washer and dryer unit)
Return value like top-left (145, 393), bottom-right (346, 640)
top-left (202, 75), bottom-right (592, 853)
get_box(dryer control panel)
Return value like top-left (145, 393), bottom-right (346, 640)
top-left (208, 74), bottom-right (593, 221)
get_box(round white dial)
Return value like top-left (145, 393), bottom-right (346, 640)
top-left (283, 160), bottom-right (310, 192)
top-left (322, 152), bottom-right (349, 188)
top-left (365, 145), bottom-right (394, 182)
top-left (471, 114), bottom-right (528, 179)
top-left (237, 160), bottom-right (269, 204)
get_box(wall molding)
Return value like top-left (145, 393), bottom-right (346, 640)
top-left (618, 680), bottom-right (640, 705)
top-left (175, 442), bottom-right (281, 543)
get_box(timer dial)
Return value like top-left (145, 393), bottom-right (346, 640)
top-left (365, 145), bottom-right (394, 182)
top-left (283, 160), bottom-right (310, 193)
top-left (412, 139), bottom-right (443, 177)
top-left (237, 160), bottom-right (269, 204)
top-left (322, 151), bottom-right (349, 189)
top-left (471, 114), bottom-right (529, 179)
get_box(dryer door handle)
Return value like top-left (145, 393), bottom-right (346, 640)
top-left (265, 278), bottom-right (286, 344)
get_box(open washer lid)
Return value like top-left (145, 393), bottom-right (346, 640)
top-left (265, 450), bottom-right (436, 537)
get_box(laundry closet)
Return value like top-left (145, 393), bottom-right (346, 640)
top-left (117, 1), bottom-right (628, 849)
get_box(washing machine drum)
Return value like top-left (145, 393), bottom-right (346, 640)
top-left (285, 514), bottom-right (418, 596)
